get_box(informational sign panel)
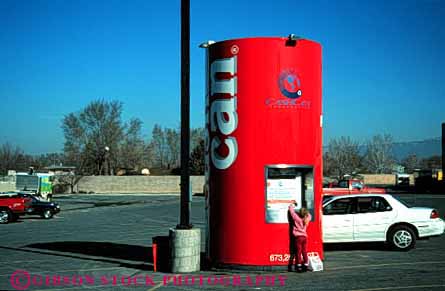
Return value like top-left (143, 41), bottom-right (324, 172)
top-left (266, 177), bottom-right (301, 223)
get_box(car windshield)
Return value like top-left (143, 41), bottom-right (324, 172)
top-left (337, 181), bottom-right (348, 188)
top-left (392, 195), bottom-right (412, 208)
top-left (322, 195), bottom-right (334, 205)
top-left (351, 181), bottom-right (363, 189)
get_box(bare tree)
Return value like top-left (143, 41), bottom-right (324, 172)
top-left (146, 125), bottom-right (206, 172)
top-left (144, 142), bottom-right (156, 169)
top-left (63, 112), bottom-right (87, 172)
top-left (401, 154), bottom-right (419, 173)
top-left (165, 128), bottom-right (180, 169)
top-left (363, 134), bottom-right (395, 174)
top-left (117, 118), bottom-right (146, 172)
top-left (323, 151), bottom-right (334, 178)
top-left (0, 143), bottom-right (70, 175)
top-left (189, 139), bottom-right (205, 175)
top-left (325, 136), bottom-right (362, 179)
top-left (150, 124), bottom-right (167, 168)
top-left (33, 153), bottom-right (66, 170)
top-left (62, 100), bottom-right (145, 175)
top-left (190, 127), bottom-right (205, 151)
top-left (54, 173), bottom-right (83, 194)
top-left (420, 155), bottom-right (442, 169)
top-left (0, 143), bottom-right (23, 175)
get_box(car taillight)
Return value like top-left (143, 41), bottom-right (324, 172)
top-left (430, 210), bottom-right (439, 219)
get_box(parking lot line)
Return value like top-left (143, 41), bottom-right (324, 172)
top-left (147, 281), bottom-right (164, 291)
top-left (350, 284), bottom-right (445, 291)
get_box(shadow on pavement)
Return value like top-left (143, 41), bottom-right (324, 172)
top-left (0, 242), bottom-right (154, 271)
top-left (324, 242), bottom-right (387, 252)
top-left (26, 241), bottom-right (152, 262)
top-left (3, 241), bottom-right (210, 273)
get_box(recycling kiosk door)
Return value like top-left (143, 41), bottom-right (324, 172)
top-left (204, 37), bottom-right (323, 268)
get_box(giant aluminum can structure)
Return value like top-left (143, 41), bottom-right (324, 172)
top-left (204, 36), bottom-right (323, 268)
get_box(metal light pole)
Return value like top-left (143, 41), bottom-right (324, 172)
top-left (442, 123), bottom-right (445, 184)
top-left (178, 0), bottom-right (191, 229)
top-left (104, 146), bottom-right (110, 176)
top-left (157, 0), bottom-right (199, 273)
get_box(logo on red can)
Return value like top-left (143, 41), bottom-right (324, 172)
top-left (278, 69), bottom-right (302, 99)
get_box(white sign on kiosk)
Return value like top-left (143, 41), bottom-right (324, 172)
top-left (266, 176), bottom-right (302, 223)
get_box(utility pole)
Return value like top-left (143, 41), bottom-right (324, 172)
top-left (168, 0), bottom-right (200, 273)
top-left (442, 122), bottom-right (445, 185)
top-left (178, 0), bottom-right (191, 229)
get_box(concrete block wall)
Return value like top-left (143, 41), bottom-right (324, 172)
top-left (3, 174), bottom-right (417, 194)
top-left (74, 176), bottom-right (205, 194)
top-left (362, 174), bottom-right (396, 186)
top-left (0, 182), bottom-right (15, 192)
top-left (362, 174), bottom-right (415, 186)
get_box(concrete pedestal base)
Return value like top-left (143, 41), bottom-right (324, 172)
top-left (169, 228), bottom-right (201, 273)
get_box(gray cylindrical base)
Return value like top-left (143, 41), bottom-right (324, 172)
top-left (169, 228), bottom-right (201, 273)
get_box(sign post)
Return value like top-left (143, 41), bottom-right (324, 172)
top-left (168, 0), bottom-right (201, 273)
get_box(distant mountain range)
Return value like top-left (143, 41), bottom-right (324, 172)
top-left (392, 137), bottom-right (442, 160)
top-left (324, 137), bottom-right (442, 161)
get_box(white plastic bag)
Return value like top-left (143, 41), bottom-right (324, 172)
top-left (308, 252), bottom-right (323, 272)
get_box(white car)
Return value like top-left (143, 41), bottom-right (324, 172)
top-left (322, 194), bottom-right (445, 251)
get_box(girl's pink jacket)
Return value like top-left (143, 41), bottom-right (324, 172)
top-left (288, 205), bottom-right (312, 237)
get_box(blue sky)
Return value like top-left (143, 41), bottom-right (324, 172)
top-left (0, 0), bottom-right (444, 154)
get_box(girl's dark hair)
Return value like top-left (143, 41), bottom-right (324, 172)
top-left (299, 208), bottom-right (309, 217)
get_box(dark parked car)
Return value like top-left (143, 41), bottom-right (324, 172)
top-left (16, 193), bottom-right (60, 219)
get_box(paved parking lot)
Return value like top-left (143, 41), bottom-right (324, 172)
top-left (1, 193), bottom-right (445, 291)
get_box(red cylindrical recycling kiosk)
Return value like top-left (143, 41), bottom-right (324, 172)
top-left (203, 37), bottom-right (322, 268)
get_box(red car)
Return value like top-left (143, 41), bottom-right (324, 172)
top-left (323, 179), bottom-right (386, 196)
top-left (0, 193), bottom-right (32, 224)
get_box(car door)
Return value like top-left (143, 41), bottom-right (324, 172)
top-left (322, 197), bottom-right (355, 243)
top-left (353, 196), bottom-right (397, 241)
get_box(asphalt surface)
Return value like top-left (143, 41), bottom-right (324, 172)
top-left (1, 193), bottom-right (445, 291)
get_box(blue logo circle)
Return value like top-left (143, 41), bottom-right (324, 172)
top-left (278, 70), bottom-right (302, 99)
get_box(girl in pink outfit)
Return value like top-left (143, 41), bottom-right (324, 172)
top-left (288, 203), bottom-right (312, 272)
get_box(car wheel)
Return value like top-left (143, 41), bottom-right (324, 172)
top-left (0, 209), bottom-right (12, 224)
top-left (11, 213), bottom-right (19, 222)
top-left (42, 209), bottom-right (53, 219)
top-left (388, 225), bottom-right (416, 251)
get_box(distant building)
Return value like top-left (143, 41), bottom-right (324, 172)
top-left (44, 165), bottom-right (76, 175)
top-left (392, 164), bottom-right (405, 174)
